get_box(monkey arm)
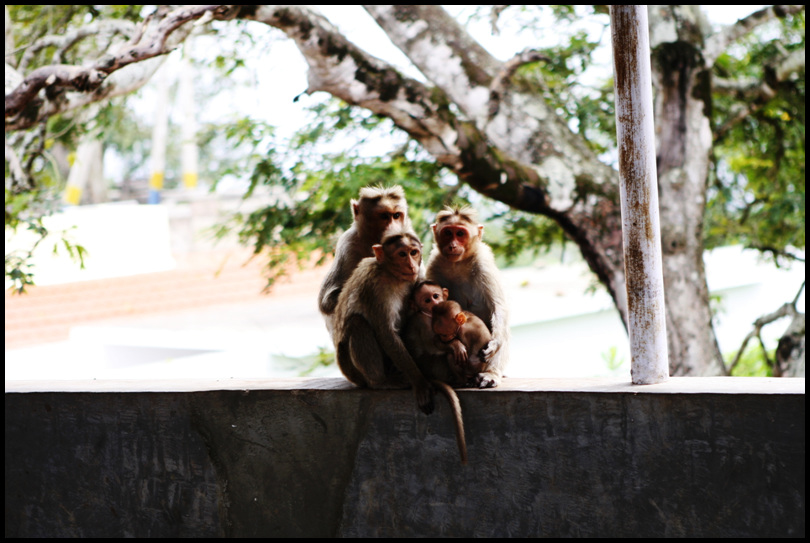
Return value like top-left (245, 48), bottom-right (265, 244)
top-left (450, 339), bottom-right (468, 364)
top-left (482, 303), bottom-right (507, 351)
top-left (436, 337), bottom-right (467, 365)
top-left (318, 229), bottom-right (364, 316)
top-left (377, 328), bottom-right (431, 387)
top-left (477, 301), bottom-right (509, 389)
top-left (470, 261), bottom-right (510, 387)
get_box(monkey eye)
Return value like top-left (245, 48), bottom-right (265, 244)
top-left (410, 249), bottom-right (420, 257)
top-left (432, 293), bottom-right (440, 300)
top-left (392, 212), bottom-right (402, 220)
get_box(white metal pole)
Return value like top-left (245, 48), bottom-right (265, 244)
top-left (610, 5), bottom-right (669, 384)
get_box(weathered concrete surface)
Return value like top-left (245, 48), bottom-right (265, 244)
top-left (5, 377), bottom-right (805, 537)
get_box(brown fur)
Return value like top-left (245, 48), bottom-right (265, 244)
top-left (432, 300), bottom-right (493, 385)
top-left (334, 228), bottom-right (467, 463)
top-left (318, 185), bottom-right (410, 338)
top-left (426, 206), bottom-right (510, 388)
top-left (402, 281), bottom-right (470, 464)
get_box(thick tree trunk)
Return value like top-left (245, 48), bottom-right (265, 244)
top-left (776, 312), bottom-right (805, 377)
top-left (649, 6), bottom-right (726, 375)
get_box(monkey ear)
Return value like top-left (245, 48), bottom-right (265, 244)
top-left (351, 200), bottom-right (360, 218)
top-left (455, 312), bottom-right (467, 326)
top-left (442, 287), bottom-right (449, 299)
top-left (372, 244), bottom-right (385, 262)
top-left (477, 224), bottom-right (485, 240)
top-left (430, 223), bottom-right (438, 239)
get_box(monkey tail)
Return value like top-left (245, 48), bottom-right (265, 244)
top-left (431, 380), bottom-right (468, 465)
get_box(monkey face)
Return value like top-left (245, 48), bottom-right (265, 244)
top-left (378, 237), bottom-right (421, 282)
top-left (393, 245), bottom-right (421, 281)
top-left (414, 284), bottom-right (448, 314)
top-left (374, 227), bottom-right (422, 282)
top-left (432, 314), bottom-right (460, 343)
top-left (370, 203), bottom-right (407, 240)
top-left (436, 223), bottom-right (474, 262)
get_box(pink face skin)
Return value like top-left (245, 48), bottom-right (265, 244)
top-left (436, 223), bottom-right (473, 262)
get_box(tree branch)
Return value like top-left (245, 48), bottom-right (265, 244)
top-left (726, 295), bottom-right (802, 374)
top-left (488, 48), bottom-right (550, 119)
top-left (362, 4), bottom-right (502, 120)
top-left (362, 5), bottom-right (616, 209)
top-left (5, 5), bottom-right (233, 129)
top-left (712, 45), bottom-right (804, 143)
top-left (704, 5), bottom-right (805, 65)
top-left (245, 6), bottom-right (552, 215)
top-left (5, 139), bottom-right (27, 189)
top-left (776, 47), bottom-right (805, 80)
top-left (17, 20), bottom-right (136, 71)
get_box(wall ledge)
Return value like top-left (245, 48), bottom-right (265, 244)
top-left (6, 374), bottom-right (804, 537)
top-left (5, 375), bottom-right (804, 394)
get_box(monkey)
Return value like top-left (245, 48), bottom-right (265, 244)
top-left (426, 205), bottom-right (510, 388)
top-left (432, 300), bottom-right (494, 386)
top-left (402, 280), bottom-right (462, 385)
top-left (318, 185), bottom-right (411, 339)
top-left (401, 280), bottom-right (469, 463)
top-left (333, 226), bottom-right (468, 464)
top-left (333, 224), bottom-right (433, 410)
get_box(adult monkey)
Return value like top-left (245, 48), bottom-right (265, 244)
top-left (318, 185), bottom-right (411, 338)
top-left (333, 225), bottom-right (433, 412)
top-left (426, 206), bottom-right (510, 388)
top-left (334, 227), bottom-right (468, 463)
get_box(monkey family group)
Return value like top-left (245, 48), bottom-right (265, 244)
top-left (314, 185), bottom-right (512, 464)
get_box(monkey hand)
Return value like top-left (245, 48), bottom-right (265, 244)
top-left (476, 370), bottom-right (501, 389)
top-left (413, 378), bottom-right (435, 415)
top-left (481, 339), bottom-right (500, 361)
top-left (450, 340), bottom-right (468, 364)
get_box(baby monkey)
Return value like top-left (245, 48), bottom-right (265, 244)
top-left (432, 300), bottom-right (494, 387)
top-left (404, 281), bottom-right (493, 388)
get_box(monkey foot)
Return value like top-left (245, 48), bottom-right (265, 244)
top-left (415, 382), bottom-right (435, 415)
top-left (476, 371), bottom-right (501, 388)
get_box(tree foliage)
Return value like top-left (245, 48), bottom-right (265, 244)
top-left (706, 10), bottom-right (806, 264)
top-left (211, 101), bottom-right (467, 285)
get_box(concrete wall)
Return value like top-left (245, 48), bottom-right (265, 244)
top-left (5, 377), bottom-right (805, 538)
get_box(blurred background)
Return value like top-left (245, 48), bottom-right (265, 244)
top-left (5, 5), bottom-right (805, 381)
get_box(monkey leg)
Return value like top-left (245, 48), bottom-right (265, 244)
top-left (342, 314), bottom-right (408, 390)
top-left (336, 338), bottom-right (368, 388)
